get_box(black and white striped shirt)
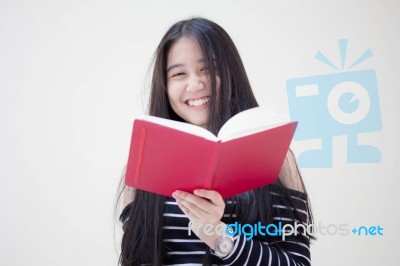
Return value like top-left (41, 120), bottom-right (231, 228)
top-left (122, 189), bottom-right (311, 266)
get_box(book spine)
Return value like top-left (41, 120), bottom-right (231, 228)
top-left (133, 127), bottom-right (147, 184)
top-left (204, 141), bottom-right (221, 189)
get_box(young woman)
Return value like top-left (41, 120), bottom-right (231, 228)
top-left (118, 17), bottom-right (314, 266)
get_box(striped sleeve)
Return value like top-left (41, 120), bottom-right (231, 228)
top-left (219, 191), bottom-right (311, 266)
top-left (220, 234), bottom-right (310, 266)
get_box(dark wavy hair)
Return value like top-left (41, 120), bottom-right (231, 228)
top-left (117, 17), bottom-right (313, 266)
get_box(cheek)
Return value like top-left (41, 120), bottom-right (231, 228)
top-left (167, 84), bottom-right (180, 105)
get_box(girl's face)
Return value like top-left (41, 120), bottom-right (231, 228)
top-left (166, 37), bottom-right (218, 128)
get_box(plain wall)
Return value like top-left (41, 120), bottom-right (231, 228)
top-left (1, 0), bottom-right (399, 265)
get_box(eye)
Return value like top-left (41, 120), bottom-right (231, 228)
top-left (171, 72), bottom-right (185, 78)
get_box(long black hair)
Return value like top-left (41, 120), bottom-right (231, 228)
top-left (117, 17), bottom-right (313, 266)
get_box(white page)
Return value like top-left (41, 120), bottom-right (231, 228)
top-left (217, 106), bottom-right (290, 142)
top-left (137, 106), bottom-right (290, 142)
top-left (138, 115), bottom-right (218, 141)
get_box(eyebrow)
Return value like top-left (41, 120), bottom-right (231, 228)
top-left (166, 59), bottom-right (205, 73)
top-left (166, 64), bottom-right (183, 73)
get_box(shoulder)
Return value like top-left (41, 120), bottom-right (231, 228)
top-left (279, 149), bottom-right (306, 193)
top-left (119, 186), bottom-right (136, 224)
top-left (122, 186), bottom-right (136, 208)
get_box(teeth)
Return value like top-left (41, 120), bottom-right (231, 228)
top-left (187, 97), bottom-right (210, 107)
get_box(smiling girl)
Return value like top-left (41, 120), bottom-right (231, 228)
top-left (118, 17), bottom-right (314, 266)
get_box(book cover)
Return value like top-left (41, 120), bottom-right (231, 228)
top-left (125, 109), bottom-right (297, 199)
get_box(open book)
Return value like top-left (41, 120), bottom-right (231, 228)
top-left (125, 106), bottom-right (297, 199)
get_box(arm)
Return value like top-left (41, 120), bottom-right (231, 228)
top-left (221, 150), bottom-right (311, 265)
top-left (174, 189), bottom-right (311, 266)
top-left (221, 234), bottom-right (310, 266)
top-left (219, 197), bottom-right (311, 266)
top-left (174, 150), bottom-right (312, 265)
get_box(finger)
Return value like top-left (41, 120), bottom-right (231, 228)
top-left (172, 190), bottom-right (192, 200)
top-left (176, 200), bottom-right (200, 221)
top-left (174, 190), bottom-right (215, 213)
top-left (177, 198), bottom-right (205, 219)
top-left (193, 189), bottom-right (225, 206)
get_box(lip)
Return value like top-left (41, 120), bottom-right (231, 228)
top-left (184, 96), bottom-right (210, 102)
top-left (184, 96), bottom-right (210, 109)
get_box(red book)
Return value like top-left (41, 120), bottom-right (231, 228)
top-left (125, 106), bottom-right (297, 199)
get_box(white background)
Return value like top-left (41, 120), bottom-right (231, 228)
top-left (1, 0), bottom-right (399, 265)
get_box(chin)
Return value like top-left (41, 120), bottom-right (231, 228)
top-left (185, 118), bottom-right (207, 128)
top-left (191, 121), bottom-right (207, 128)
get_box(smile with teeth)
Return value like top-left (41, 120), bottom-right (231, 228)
top-left (186, 97), bottom-right (210, 107)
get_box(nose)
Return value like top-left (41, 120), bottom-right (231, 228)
top-left (186, 74), bottom-right (205, 92)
